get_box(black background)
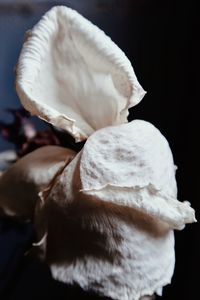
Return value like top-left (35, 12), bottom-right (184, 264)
top-left (125, 1), bottom-right (199, 299)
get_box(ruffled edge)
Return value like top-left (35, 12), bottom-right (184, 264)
top-left (81, 183), bottom-right (196, 230)
top-left (16, 6), bottom-right (146, 142)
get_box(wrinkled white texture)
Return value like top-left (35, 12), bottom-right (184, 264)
top-left (36, 150), bottom-right (174, 300)
top-left (80, 120), bottom-right (196, 229)
top-left (33, 120), bottom-right (196, 300)
top-left (0, 146), bottom-right (75, 219)
top-left (16, 6), bottom-right (145, 142)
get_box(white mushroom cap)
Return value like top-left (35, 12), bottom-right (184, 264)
top-left (16, 6), bottom-right (145, 142)
top-left (0, 145), bottom-right (76, 220)
top-left (80, 120), bottom-right (196, 230)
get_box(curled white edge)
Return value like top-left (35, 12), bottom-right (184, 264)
top-left (81, 183), bottom-right (196, 230)
top-left (16, 6), bottom-right (146, 142)
top-left (32, 231), bottom-right (48, 247)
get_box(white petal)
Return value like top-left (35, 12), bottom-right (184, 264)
top-left (0, 145), bottom-right (75, 219)
top-left (35, 152), bottom-right (175, 300)
top-left (80, 120), bottom-right (196, 229)
top-left (16, 6), bottom-right (145, 142)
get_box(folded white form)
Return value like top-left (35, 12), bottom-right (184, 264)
top-left (16, 6), bottom-right (145, 142)
top-left (0, 5), bottom-right (195, 300)
top-left (0, 146), bottom-right (75, 219)
top-left (35, 120), bottom-right (195, 300)
top-left (80, 120), bottom-right (195, 230)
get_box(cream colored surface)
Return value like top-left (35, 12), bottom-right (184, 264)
top-left (16, 6), bottom-right (145, 142)
top-left (34, 120), bottom-right (196, 300)
top-left (80, 120), bottom-right (195, 230)
top-left (35, 150), bottom-right (173, 300)
top-left (0, 145), bottom-right (75, 219)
